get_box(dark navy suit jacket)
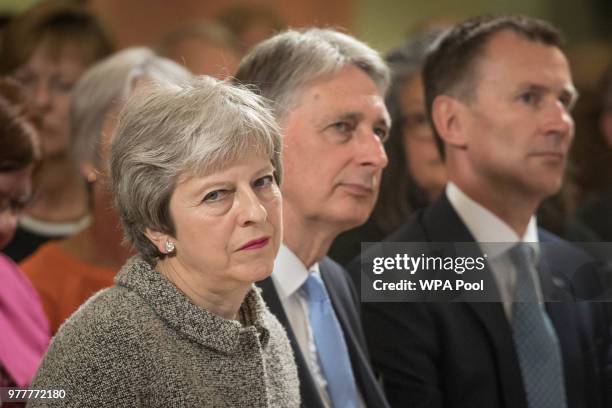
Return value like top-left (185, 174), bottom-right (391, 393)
top-left (348, 193), bottom-right (611, 408)
top-left (258, 256), bottom-right (390, 408)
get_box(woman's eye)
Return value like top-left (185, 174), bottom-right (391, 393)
top-left (253, 175), bottom-right (274, 188)
top-left (0, 194), bottom-right (32, 214)
top-left (14, 72), bottom-right (36, 88)
top-left (404, 112), bottom-right (427, 128)
top-left (203, 190), bottom-right (226, 203)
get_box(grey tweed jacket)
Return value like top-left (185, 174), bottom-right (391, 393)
top-left (27, 257), bottom-right (300, 407)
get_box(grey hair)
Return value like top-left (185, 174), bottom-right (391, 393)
top-left (110, 76), bottom-right (283, 265)
top-left (233, 27), bottom-right (390, 120)
top-left (70, 47), bottom-right (192, 167)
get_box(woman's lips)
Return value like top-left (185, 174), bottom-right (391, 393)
top-left (238, 237), bottom-right (270, 251)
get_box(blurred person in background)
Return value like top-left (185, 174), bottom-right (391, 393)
top-left (217, 4), bottom-right (285, 54)
top-left (573, 64), bottom-right (612, 241)
top-left (0, 12), bottom-right (15, 58)
top-left (156, 20), bottom-right (241, 78)
top-left (21, 47), bottom-right (191, 334)
top-left (29, 76), bottom-right (300, 407)
top-left (0, 78), bottom-right (49, 390)
top-left (329, 30), bottom-right (447, 265)
top-left (1, 0), bottom-right (112, 262)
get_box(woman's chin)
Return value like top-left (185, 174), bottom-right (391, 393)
top-left (240, 260), bottom-right (275, 284)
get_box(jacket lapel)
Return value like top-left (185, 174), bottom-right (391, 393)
top-left (539, 232), bottom-right (586, 408)
top-left (420, 194), bottom-right (528, 407)
top-left (320, 260), bottom-right (388, 408)
top-left (257, 277), bottom-right (325, 408)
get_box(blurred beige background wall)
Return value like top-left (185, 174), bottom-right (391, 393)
top-left (356, 0), bottom-right (551, 52)
top-left (2, 0), bottom-right (609, 51)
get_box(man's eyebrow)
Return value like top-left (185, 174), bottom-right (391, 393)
top-left (517, 83), bottom-right (548, 94)
top-left (340, 111), bottom-right (391, 127)
top-left (338, 112), bottom-right (364, 122)
top-left (518, 82), bottom-right (579, 99)
top-left (316, 111), bottom-right (362, 128)
top-left (317, 111), bottom-right (390, 128)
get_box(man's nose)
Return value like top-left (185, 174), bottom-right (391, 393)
top-left (355, 129), bottom-right (389, 169)
top-left (544, 99), bottom-right (574, 138)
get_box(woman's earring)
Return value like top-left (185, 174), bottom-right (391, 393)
top-left (86, 171), bottom-right (98, 183)
top-left (164, 240), bottom-right (175, 254)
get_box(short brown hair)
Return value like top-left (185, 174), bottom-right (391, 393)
top-left (1, 0), bottom-right (113, 74)
top-left (0, 78), bottom-right (40, 171)
top-left (423, 15), bottom-right (563, 157)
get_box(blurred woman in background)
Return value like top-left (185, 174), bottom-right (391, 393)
top-left (572, 64), bottom-right (612, 241)
top-left (2, 0), bottom-right (112, 261)
top-left (22, 47), bottom-right (190, 334)
top-left (329, 30), bottom-right (447, 265)
top-left (0, 78), bottom-right (49, 389)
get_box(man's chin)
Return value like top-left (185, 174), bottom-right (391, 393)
top-left (333, 211), bottom-right (372, 233)
top-left (528, 177), bottom-right (563, 200)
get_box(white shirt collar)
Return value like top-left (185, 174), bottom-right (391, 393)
top-left (446, 182), bottom-right (539, 258)
top-left (272, 244), bottom-right (320, 300)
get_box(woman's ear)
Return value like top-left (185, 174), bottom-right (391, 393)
top-left (144, 228), bottom-right (174, 254)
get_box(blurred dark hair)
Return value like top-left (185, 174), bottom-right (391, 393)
top-left (372, 30), bottom-right (442, 234)
top-left (423, 15), bottom-right (563, 158)
top-left (0, 77), bottom-right (40, 171)
top-left (1, 0), bottom-right (113, 74)
top-left (602, 64), bottom-right (612, 111)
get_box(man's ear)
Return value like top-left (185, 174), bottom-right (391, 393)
top-left (144, 228), bottom-right (171, 254)
top-left (431, 95), bottom-right (468, 149)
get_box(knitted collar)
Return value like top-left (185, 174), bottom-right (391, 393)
top-left (115, 256), bottom-right (271, 354)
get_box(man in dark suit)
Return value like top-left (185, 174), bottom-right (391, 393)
top-left (234, 29), bottom-right (391, 408)
top-left (351, 16), bottom-right (611, 408)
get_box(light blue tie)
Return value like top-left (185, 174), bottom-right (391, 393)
top-left (509, 243), bottom-right (567, 408)
top-left (304, 273), bottom-right (359, 408)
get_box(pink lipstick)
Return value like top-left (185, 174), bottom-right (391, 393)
top-left (239, 237), bottom-right (270, 251)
